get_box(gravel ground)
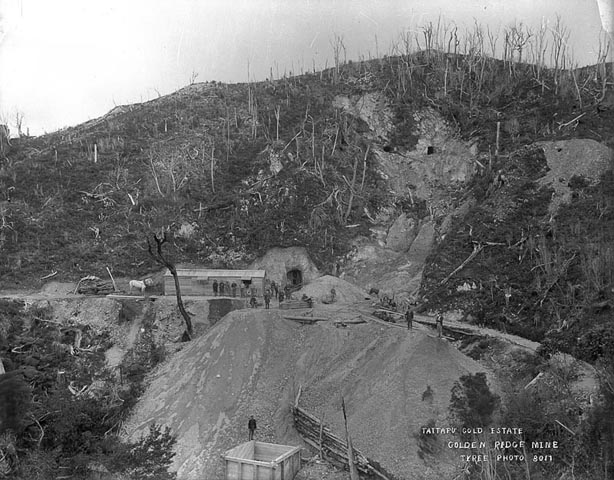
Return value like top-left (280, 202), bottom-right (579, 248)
top-left (123, 299), bottom-right (488, 479)
top-left (297, 275), bottom-right (372, 304)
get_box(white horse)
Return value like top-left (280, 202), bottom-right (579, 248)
top-left (129, 279), bottom-right (147, 293)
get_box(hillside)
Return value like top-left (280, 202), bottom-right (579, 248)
top-left (2, 53), bottom-right (612, 292)
top-left (2, 51), bottom-right (612, 360)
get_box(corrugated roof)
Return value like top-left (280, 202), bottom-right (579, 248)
top-left (164, 269), bottom-right (266, 278)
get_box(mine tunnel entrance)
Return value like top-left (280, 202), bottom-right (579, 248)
top-left (286, 269), bottom-right (303, 286)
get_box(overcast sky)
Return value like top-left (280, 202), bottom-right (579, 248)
top-left (0, 0), bottom-right (612, 136)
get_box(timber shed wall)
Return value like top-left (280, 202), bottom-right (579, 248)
top-left (163, 269), bottom-right (266, 296)
top-left (223, 441), bottom-right (301, 480)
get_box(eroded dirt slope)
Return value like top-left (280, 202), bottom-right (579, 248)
top-left (124, 306), bottom-right (488, 479)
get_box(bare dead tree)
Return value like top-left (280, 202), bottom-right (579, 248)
top-left (508, 22), bottom-right (532, 64)
top-left (148, 232), bottom-right (193, 340)
top-left (189, 70), bottom-right (199, 85)
top-left (14, 110), bottom-right (24, 137)
top-left (531, 20), bottom-right (549, 83)
top-left (550, 15), bottom-right (570, 94)
top-left (274, 105), bottom-right (281, 141)
top-left (0, 124), bottom-right (10, 159)
top-left (331, 33), bottom-right (346, 84)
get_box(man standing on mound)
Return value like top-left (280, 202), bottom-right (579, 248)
top-left (248, 416), bottom-right (257, 440)
top-left (436, 313), bottom-right (444, 338)
top-left (264, 290), bottom-right (271, 309)
top-left (405, 307), bottom-right (414, 330)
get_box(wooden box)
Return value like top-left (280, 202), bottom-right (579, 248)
top-left (223, 441), bottom-right (301, 480)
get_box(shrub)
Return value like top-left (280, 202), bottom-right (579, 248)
top-left (115, 423), bottom-right (177, 480)
top-left (13, 449), bottom-right (57, 480)
top-left (577, 355), bottom-right (614, 478)
top-left (450, 372), bottom-right (499, 436)
top-left (0, 371), bottom-right (31, 435)
top-left (415, 419), bottom-right (440, 459)
top-left (576, 324), bottom-right (614, 362)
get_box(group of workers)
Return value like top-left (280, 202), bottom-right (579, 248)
top-left (212, 279), bottom-right (258, 298)
top-left (253, 283), bottom-right (308, 309)
top-left (211, 278), bottom-right (446, 336)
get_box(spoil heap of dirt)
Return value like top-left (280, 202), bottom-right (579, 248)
top-left (125, 307), bottom-right (489, 479)
top-left (297, 275), bottom-right (371, 304)
top-left (300, 332), bottom-right (488, 479)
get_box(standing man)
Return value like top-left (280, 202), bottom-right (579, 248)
top-left (436, 313), bottom-right (444, 338)
top-left (219, 281), bottom-right (225, 296)
top-left (278, 290), bottom-right (285, 305)
top-left (231, 282), bottom-right (237, 297)
top-left (476, 303), bottom-right (485, 327)
top-left (271, 281), bottom-right (278, 299)
top-left (264, 290), bottom-right (271, 309)
top-left (504, 285), bottom-right (512, 307)
top-left (212, 279), bottom-right (218, 297)
top-left (248, 416), bottom-right (257, 440)
top-left (405, 307), bottom-right (414, 330)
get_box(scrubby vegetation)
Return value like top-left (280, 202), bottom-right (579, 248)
top-left (444, 355), bottom-right (614, 479)
top-left (423, 162), bottom-right (614, 363)
top-left (450, 372), bottom-right (500, 436)
top-left (0, 299), bottom-right (176, 478)
top-left (1, 20), bottom-right (611, 288)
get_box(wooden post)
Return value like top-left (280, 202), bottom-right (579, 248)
top-left (341, 397), bottom-right (360, 480)
top-left (294, 384), bottom-right (302, 408)
top-left (495, 121), bottom-right (501, 157)
top-left (73, 329), bottom-right (83, 349)
top-left (319, 414), bottom-right (325, 459)
top-left (210, 145), bottom-right (216, 193)
top-left (106, 266), bottom-right (117, 292)
top-left (94, 143), bottom-right (98, 163)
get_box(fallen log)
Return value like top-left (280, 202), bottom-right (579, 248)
top-left (284, 315), bottom-right (328, 323)
top-left (360, 314), bottom-right (405, 329)
top-left (285, 317), bottom-right (317, 325)
top-left (302, 437), bottom-right (347, 469)
top-left (413, 318), bottom-right (477, 336)
top-left (40, 271), bottom-right (57, 280)
top-left (280, 300), bottom-right (312, 310)
top-left (74, 276), bottom-right (114, 295)
top-left (373, 309), bottom-right (403, 316)
top-left (440, 244), bottom-right (485, 286)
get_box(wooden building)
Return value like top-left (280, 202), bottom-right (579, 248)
top-left (163, 269), bottom-right (267, 297)
top-left (223, 441), bottom-right (301, 480)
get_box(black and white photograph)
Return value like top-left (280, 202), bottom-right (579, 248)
top-left (0, 1), bottom-right (613, 479)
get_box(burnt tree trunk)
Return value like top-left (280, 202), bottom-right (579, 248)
top-left (148, 233), bottom-right (193, 340)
